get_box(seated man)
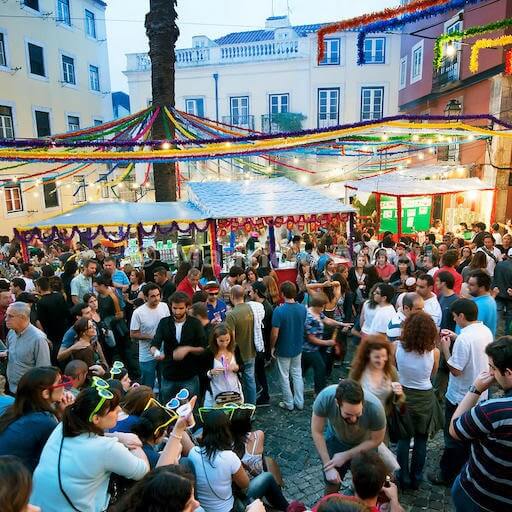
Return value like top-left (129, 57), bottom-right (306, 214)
top-left (311, 379), bottom-right (386, 493)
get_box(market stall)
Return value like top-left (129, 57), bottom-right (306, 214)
top-left (343, 174), bottom-right (495, 238)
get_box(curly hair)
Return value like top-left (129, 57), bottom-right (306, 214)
top-left (349, 335), bottom-right (396, 382)
top-left (400, 311), bottom-right (438, 354)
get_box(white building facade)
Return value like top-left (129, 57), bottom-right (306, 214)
top-left (124, 16), bottom-right (401, 133)
top-left (0, 0), bottom-right (113, 234)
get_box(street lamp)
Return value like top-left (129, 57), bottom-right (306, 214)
top-left (444, 99), bottom-right (462, 117)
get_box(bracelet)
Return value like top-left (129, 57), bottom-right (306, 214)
top-left (170, 432), bottom-right (183, 440)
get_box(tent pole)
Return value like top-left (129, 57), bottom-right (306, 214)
top-left (348, 213), bottom-right (355, 258)
top-left (397, 196), bottom-right (403, 241)
top-left (209, 220), bottom-right (218, 268)
top-left (375, 193), bottom-right (381, 237)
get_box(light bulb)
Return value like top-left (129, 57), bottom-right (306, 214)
top-left (132, 182), bottom-right (139, 189)
top-left (417, 152), bottom-right (425, 160)
top-left (161, 141), bottom-right (171, 150)
top-left (412, 134), bottom-right (419, 142)
top-left (381, 134), bottom-right (389, 142)
top-left (446, 44), bottom-right (456, 58)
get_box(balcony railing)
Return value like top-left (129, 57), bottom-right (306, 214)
top-left (432, 53), bottom-right (460, 89)
top-left (261, 112), bottom-right (306, 133)
top-left (126, 39), bottom-right (304, 72)
top-left (222, 115), bottom-right (255, 130)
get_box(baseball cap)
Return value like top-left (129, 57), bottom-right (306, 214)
top-left (203, 281), bottom-right (220, 293)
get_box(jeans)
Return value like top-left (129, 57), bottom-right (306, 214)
top-left (276, 354), bottom-right (304, 409)
top-left (396, 433), bottom-right (428, 485)
top-left (160, 376), bottom-right (200, 405)
top-left (247, 472), bottom-right (289, 511)
top-left (440, 400), bottom-right (470, 483)
top-left (241, 358), bottom-right (256, 405)
top-left (496, 299), bottom-right (512, 336)
top-left (301, 350), bottom-right (326, 394)
top-left (254, 352), bottom-right (269, 401)
top-left (325, 435), bottom-right (353, 483)
top-left (139, 359), bottom-right (157, 389)
top-left (451, 474), bottom-right (486, 512)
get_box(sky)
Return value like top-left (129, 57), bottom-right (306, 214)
top-left (105, 0), bottom-right (396, 92)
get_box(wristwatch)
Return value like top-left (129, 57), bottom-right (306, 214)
top-left (468, 385), bottom-right (482, 395)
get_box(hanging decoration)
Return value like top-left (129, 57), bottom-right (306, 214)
top-left (357, 0), bottom-right (485, 65)
top-left (469, 35), bottom-right (512, 72)
top-left (506, 48), bottom-right (512, 75)
top-left (434, 18), bottom-right (512, 68)
top-left (317, 0), bottom-right (455, 63)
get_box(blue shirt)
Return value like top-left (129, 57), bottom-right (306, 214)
top-left (316, 254), bottom-right (329, 274)
top-left (456, 294), bottom-right (497, 336)
top-left (112, 269), bottom-right (130, 309)
top-left (0, 394), bottom-right (14, 415)
top-left (207, 299), bottom-right (227, 322)
top-left (61, 325), bottom-right (77, 349)
top-left (303, 310), bottom-right (325, 352)
top-left (271, 302), bottom-right (307, 358)
top-left (0, 411), bottom-right (57, 472)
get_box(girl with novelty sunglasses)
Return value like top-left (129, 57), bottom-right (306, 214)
top-left (31, 380), bottom-right (149, 512)
top-left (0, 366), bottom-right (74, 472)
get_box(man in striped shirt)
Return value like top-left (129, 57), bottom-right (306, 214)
top-left (449, 337), bottom-right (512, 512)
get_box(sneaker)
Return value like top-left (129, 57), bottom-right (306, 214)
top-left (427, 471), bottom-right (451, 487)
top-left (256, 397), bottom-right (270, 407)
top-left (294, 403), bottom-right (304, 411)
top-left (278, 401), bottom-right (293, 411)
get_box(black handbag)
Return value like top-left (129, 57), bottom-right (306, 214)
top-left (387, 400), bottom-right (414, 443)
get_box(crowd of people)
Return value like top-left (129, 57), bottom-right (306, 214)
top-left (0, 219), bottom-right (511, 512)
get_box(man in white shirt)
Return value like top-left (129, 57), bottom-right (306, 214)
top-left (368, 284), bottom-right (396, 335)
top-left (386, 292), bottom-right (424, 341)
top-left (416, 274), bottom-right (441, 328)
top-left (424, 255), bottom-right (440, 278)
top-left (476, 234), bottom-right (502, 277)
top-left (19, 263), bottom-right (36, 293)
top-left (130, 283), bottom-right (170, 388)
top-left (429, 298), bottom-right (492, 487)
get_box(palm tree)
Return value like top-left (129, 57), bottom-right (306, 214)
top-left (145, 0), bottom-right (179, 201)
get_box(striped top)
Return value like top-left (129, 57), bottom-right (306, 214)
top-left (453, 390), bottom-right (512, 511)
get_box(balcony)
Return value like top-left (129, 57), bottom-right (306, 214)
top-left (432, 53), bottom-right (460, 90)
top-left (125, 39), bottom-right (305, 72)
top-left (261, 112), bottom-right (306, 133)
top-left (222, 115), bottom-right (255, 130)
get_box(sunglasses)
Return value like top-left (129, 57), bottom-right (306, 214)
top-left (110, 361), bottom-right (125, 378)
top-left (48, 375), bottom-right (76, 390)
top-left (165, 388), bottom-right (190, 410)
top-left (88, 377), bottom-right (114, 422)
top-left (198, 403), bottom-right (256, 423)
top-left (144, 397), bottom-right (179, 434)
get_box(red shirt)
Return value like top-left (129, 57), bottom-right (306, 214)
top-left (176, 277), bottom-right (198, 299)
top-left (376, 263), bottom-right (396, 281)
top-left (433, 266), bottom-right (463, 294)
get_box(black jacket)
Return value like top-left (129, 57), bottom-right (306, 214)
top-left (152, 315), bottom-right (206, 381)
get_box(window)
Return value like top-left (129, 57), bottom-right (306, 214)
top-left (411, 40), bottom-right (424, 83)
top-left (43, 180), bottom-right (59, 208)
top-left (360, 87), bottom-right (384, 121)
top-left (185, 98), bottom-right (205, 117)
top-left (93, 119), bottom-right (102, 126)
top-left (23, 0), bottom-right (39, 10)
top-left (230, 96), bottom-right (249, 125)
top-left (317, 88), bottom-right (339, 128)
top-left (399, 56), bottom-right (407, 89)
top-left (57, 0), bottom-right (71, 26)
top-left (5, 186), bottom-right (23, 213)
top-left (67, 115), bottom-right (80, 132)
top-left (89, 65), bottom-right (100, 91)
top-left (85, 10), bottom-right (96, 38)
top-left (62, 55), bottom-right (76, 85)
top-left (27, 42), bottom-right (45, 77)
top-left (269, 94), bottom-right (289, 115)
top-left (34, 110), bottom-right (51, 137)
top-left (73, 176), bottom-right (86, 203)
top-left (363, 37), bottom-right (386, 64)
top-left (0, 106), bottom-right (14, 138)
top-left (319, 38), bottom-right (340, 65)
top-left (0, 33), bottom-right (6, 67)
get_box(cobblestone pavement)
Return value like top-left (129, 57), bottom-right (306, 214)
top-left (254, 358), bottom-right (455, 511)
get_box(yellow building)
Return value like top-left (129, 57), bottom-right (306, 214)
top-left (0, 0), bottom-right (115, 235)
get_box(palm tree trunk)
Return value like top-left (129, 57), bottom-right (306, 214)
top-left (145, 0), bottom-right (179, 201)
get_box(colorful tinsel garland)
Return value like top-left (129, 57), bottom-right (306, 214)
top-left (317, 0), bottom-right (454, 63)
top-left (434, 18), bottom-right (512, 68)
top-left (357, 0), bottom-right (485, 65)
top-left (469, 35), bottom-right (512, 72)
